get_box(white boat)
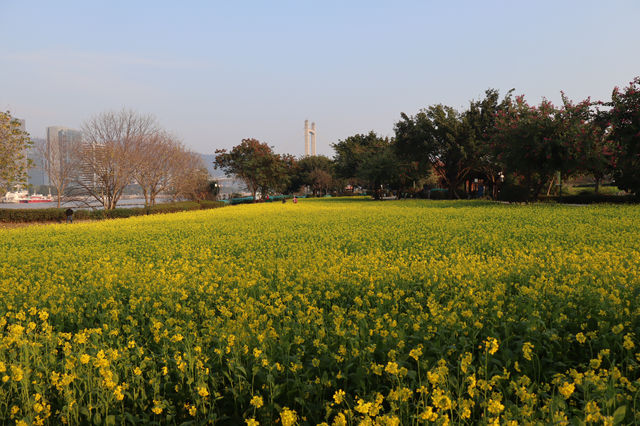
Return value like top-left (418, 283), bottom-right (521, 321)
top-left (19, 192), bottom-right (54, 203)
top-left (2, 189), bottom-right (29, 203)
top-left (2, 188), bottom-right (54, 203)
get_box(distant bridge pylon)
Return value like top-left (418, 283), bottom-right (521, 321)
top-left (304, 120), bottom-right (316, 156)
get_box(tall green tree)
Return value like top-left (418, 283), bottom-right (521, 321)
top-left (606, 77), bottom-right (640, 195)
top-left (559, 94), bottom-right (613, 194)
top-left (395, 105), bottom-right (475, 198)
top-left (332, 132), bottom-right (400, 198)
top-left (332, 132), bottom-right (382, 182)
top-left (0, 111), bottom-right (32, 196)
top-left (258, 153), bottom-right (296, 198)
top-left (291, 155), bottom-right (334, 196)
top-left (492, 96), bottom-right (568, 200)
top-left (466, 89), bottom-right (513, 198)
top-left (214, 139), bottom-right (291, 201)
top-left (356, 142), bottom-right (401, 199)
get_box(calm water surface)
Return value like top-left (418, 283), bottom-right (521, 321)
top-left (0, 198), bottom-right (150, 210)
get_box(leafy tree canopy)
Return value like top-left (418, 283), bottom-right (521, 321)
top-left (606, 77), bottom-right (640, 194)
top-left (214, 138), bottom-right (293, 200)
top-left (0, 111), bottom-right (32, 196)
top-left (395, 105), bottom-right (475, 198)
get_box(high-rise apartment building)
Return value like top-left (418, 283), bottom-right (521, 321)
top-left (45, 126), bottom-right (82, 184)
top-left (47, 127), bottom-right (82, 157)
top-left (27, 137), bottom-right (47, 188)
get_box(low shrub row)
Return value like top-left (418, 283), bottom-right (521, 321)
top-left (540, 193), bottom-right (639, 204)
top-left (0, 200), bottom-right (226, 223)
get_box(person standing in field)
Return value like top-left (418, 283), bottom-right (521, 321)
top-left (293, 196), bottom-right (297, 204)
top-left (65, 208), bottom-right (74, 224)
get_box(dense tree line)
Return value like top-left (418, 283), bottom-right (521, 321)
top-left (217, 76), bottom-right (639, 201)
top-left (4, 78), bottom-right (639, 204)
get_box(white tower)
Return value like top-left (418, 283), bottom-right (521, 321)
top-left (304, 120), bottom-right (316, 156)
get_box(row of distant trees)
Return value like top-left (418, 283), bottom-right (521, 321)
top-left (214, 139), bottom-right (338, 199)
top-left (1, 109), bottom-right (211, 209)
top-left (4, 77), bottom-right (638, 204)
top-left (73, 110), bottom-right (209, 209)
top-left (216, 76), bottom-right (640, 201)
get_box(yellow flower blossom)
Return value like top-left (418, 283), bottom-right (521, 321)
top-left (280, 407), bottom-right (298, 426)
top-left (522, 342), bottom-right (534, 361)
top-left (488, 398), bottom-right (504, 415)
top-left (624, 334), bottom-right (635, 350)
top-left (485, 337), bottom-right (499, 355)
top-left (558, 381), bottom-right (574, 399)
top-left (250, 395), bottom-right (264, 408)
top-left (409, 345), bottom-right (423, 361)
top-left (385, 361), bottom-right (399, 375)
top-left (419, 406), bottom-right (438, 421)
top-left (333, 389), bottom-right (346, 405)
top-left (332, 412), bottom-right (347, 426)
top-left (11, 366), bottom-right (23, 382)
top-left (114, 386), bottom-right (124, 401)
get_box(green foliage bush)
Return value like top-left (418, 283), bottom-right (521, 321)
top-left (0, 208), bottom-right (66, 223)
top-left (498, 175), bottom-right (530, 202)
top-left (427, 188), bottom-right (449, 200)
top-left (541, 194), bottom-right (638, 204)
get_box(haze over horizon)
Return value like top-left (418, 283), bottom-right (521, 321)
top-left (2, 1), bottom-right (639, 157)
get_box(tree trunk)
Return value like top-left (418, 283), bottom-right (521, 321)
top-left (448, 181), bottom-right (459, 199)
top-left (55, 183), bottom-right (63, 208)
top-left (594, 176), bottom-right (601, 195)
top-left (532, 177), bottom-right (547, 201)
top-left (546, 176), bottom-right (555, 196)
top-left (142, 187), bottom-right (149, 207)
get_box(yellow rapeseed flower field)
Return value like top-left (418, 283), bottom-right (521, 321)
top-left (1, 198), bottom-right (639, 424)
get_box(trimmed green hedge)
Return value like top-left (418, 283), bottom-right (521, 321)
top-left (539, 194), bottom-right (638, 204)
top-left (0, 200), bottom-right (226, 223)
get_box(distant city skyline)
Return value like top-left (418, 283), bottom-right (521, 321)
top-left (2, 1), bottom-right (640, 157)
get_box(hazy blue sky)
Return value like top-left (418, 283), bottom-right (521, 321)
top-left (2, 1), bottom-right (639, 157)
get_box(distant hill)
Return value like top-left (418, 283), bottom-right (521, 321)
top-left (199, 153), bottom-right (247, 193)
top-left (199, 154), bottom-right (226, 178)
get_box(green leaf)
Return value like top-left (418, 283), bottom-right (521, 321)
top-left (613, 405), bottom-right (626, 424)
top-left (80, 407), bottom-right (90, 419)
